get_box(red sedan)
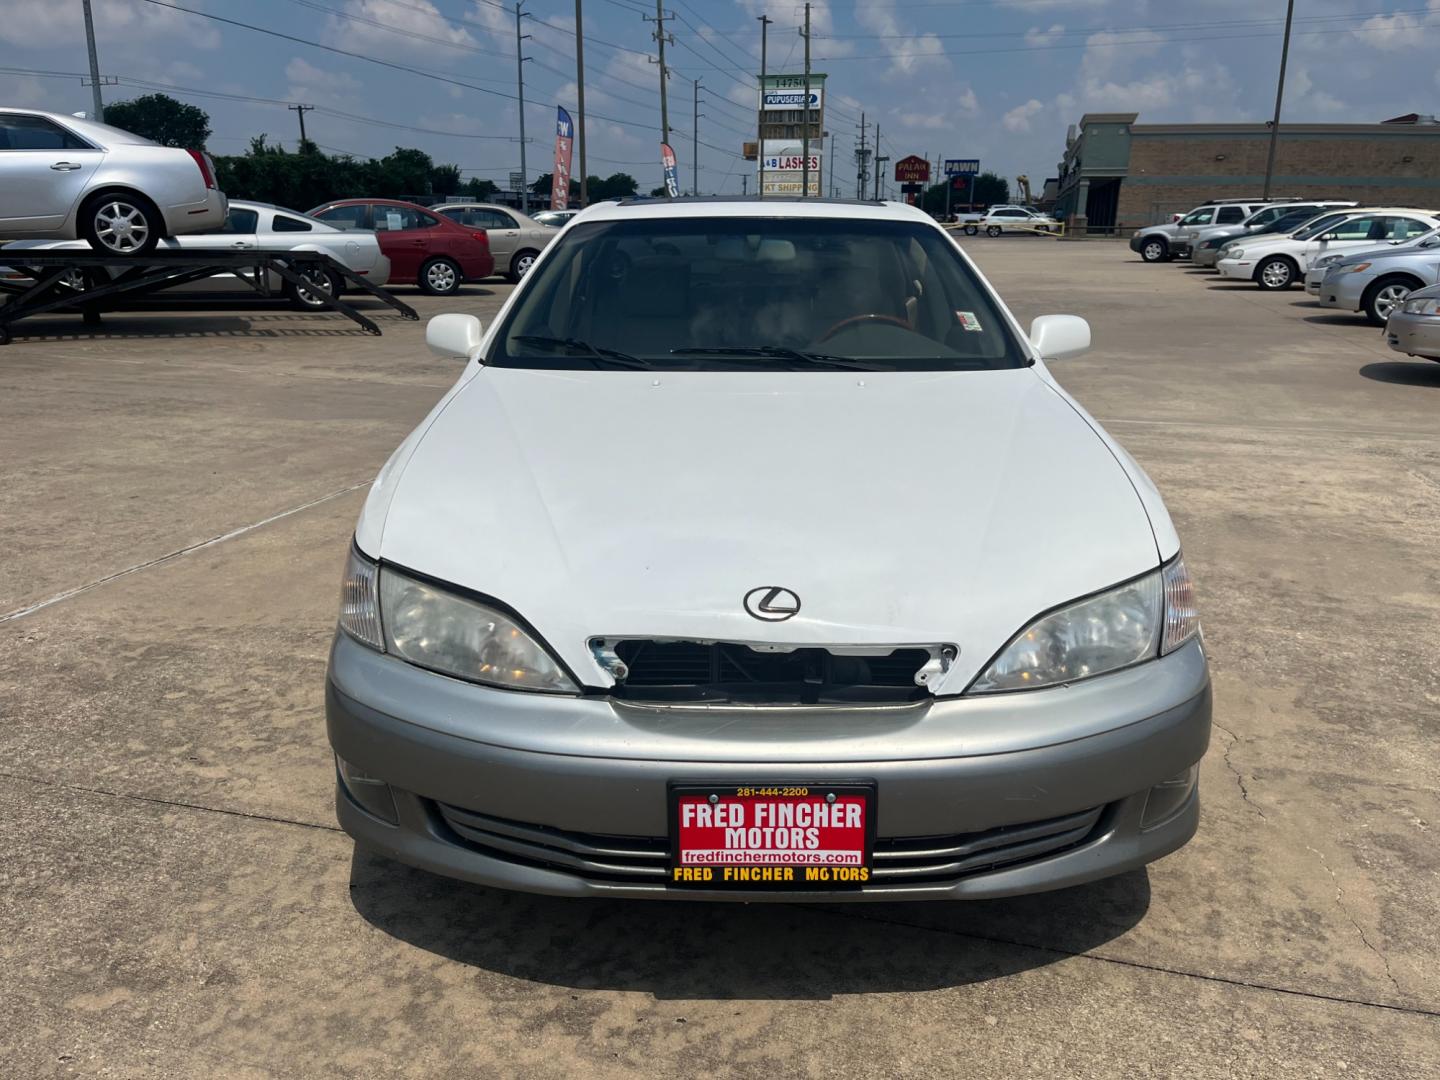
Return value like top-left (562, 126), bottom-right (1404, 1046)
top-left (308, 198), bottom-right (494, 295)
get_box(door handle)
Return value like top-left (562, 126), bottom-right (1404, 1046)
top-left (229, 241), bottom-right (249, 249)
top-left (50, 161), bottom-right (83, 171)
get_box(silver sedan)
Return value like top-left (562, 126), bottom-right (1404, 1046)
top-left (1385, 283), bottom-right (1440, 361)
top-left (431, 202), bottom-right (557, 281)
top-left (0, 107), bottom-right (227, 255)
top-left (1, 201), bottom-right (389, 310)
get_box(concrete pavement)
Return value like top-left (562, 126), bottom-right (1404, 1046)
top-left (1, 247), bottom-right (1436, 1078)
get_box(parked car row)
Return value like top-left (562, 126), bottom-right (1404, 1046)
top-left (956, 205), bottom-right (1062, 236)
top-left (1132, 198), bottom-right (1440, 362)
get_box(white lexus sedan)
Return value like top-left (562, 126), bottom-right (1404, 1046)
top-left (326, 198), bottom-right (1210, 901)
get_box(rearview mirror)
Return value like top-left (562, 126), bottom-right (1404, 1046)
top-left (426, 313), bottom-right (484, 360)
top-left (1029, 314), bottom-right (1090, 361)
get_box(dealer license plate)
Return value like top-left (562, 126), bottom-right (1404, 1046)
top-left (668, 782), bottom-right (876, 889)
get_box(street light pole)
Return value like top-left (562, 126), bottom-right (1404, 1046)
top-left (81, 0), bottom-right (105, 122)
top-left (801, 2), bottom-right (811, 199)
top-left (1262, 0), bottom-right (1295, 200)
top-left (692, 78), bottom-right (703, 196)
top-left (757, 13), bottom-right (770, 201)
top-left (515, 2), bottom-right (533, 214)
top-left (575, 0), bottom-right (588, 207)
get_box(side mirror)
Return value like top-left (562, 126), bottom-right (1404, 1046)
top-left (1029, 314), bottom-right (1090, 361)
top-left (1320, 232), bottom-right (1339, 242)
top-left (426, 313), bottom-right (484, 360)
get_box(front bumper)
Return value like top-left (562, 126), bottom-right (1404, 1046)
top-left (1193, 247), bottom-right (1224, 268)
top-left (1216, 258), bottom-right (1252, 281)
top-left (326, 632), bottom-right (1212, 901)
top-left (1385, 310), bottom-right (1440, 360)
top-left (1317, 271), bottom-right (1367, 311)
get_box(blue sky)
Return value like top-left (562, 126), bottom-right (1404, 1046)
top-left (1, 0), bottom-right (1436, 198)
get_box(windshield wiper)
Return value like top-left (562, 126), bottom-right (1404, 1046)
top-left (510, 334), bottom-right (653, 370)
top-left (669, 346), bottom-right (886, 371)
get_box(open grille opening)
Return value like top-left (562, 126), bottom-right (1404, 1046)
top-left (605, 640), bottom-right (933, 705)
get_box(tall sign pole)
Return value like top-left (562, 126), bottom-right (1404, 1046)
top-left (801, 2), bottom-right (812, 199)
top-left (855, 111), bottom-right (866, 199)
top-left (757, 14), bottom-right (770, 200)
top-left (1262, 0), bottom-right (1295, 200)
top-left (515, 2), bottom-right (532, 214)
top-left (81, 0), bottom-right (105, 121)
top-left (575, 0), bottom-right (588, 207)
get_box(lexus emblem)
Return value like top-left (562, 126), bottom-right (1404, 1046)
top-left (744, 586), bottom-right (801, 622)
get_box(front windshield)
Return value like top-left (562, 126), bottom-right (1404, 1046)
top-left (489, 217), bottom-right (1027, 371)
top-left (1293, 213), bottom-right (1350, 240)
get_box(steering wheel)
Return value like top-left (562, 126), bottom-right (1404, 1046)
top-left (817, 312), bottom-right (912, 342)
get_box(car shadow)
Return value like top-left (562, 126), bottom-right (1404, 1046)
top-left (1301, 313), bottom-right (1371, 328)
top-left (347, 847), bottom-right (1151, 1000)
top-left (0, 311), bottom-right (414, 342)
top-left (1360, 361), bottom-right (1440, 387)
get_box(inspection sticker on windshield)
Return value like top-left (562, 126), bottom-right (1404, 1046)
top-left (668, 783), bottom-right (875, 888)
top-left (956, 310), bottom-right (983, 332)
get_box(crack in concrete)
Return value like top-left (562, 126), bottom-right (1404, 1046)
top-left (1212, 721), bottom-right (1266, 819)
top-left (1307, 845), bottom-right (1406, 1001)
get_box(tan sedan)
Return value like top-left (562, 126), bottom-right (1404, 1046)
top-left (433, 203), bottom-right (558, 282)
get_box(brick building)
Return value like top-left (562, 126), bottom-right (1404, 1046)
top-left (1053, 112), bottom-right (1440, 233)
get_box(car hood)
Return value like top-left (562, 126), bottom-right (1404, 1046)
top-left (1333, 241), bottom-right (1439, 267)
top-left (373, 367), bottom-right (1161, 693)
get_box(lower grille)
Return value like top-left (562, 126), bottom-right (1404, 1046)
top-left (432, 802), bottom-right (1105, 888)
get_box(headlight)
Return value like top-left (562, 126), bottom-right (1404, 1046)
top-left (1227, 248), bottom-right (1244, 260)
top-left (1314, 254), bottom-right (1343, 269)
top-left (337, 546), bottom-right (577, 693)
top-left (1403, 296), bottom-right (1440, 315)
top-left (1344, 262), bottom-right (1371, 273)
top-left (970, 557), bottom-right (1199, 694)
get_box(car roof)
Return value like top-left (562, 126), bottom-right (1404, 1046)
top-left (578, 197), bottom-right (932, 225)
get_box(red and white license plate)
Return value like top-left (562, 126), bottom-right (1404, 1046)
top-left (668, 783), bottom-right (875, 888)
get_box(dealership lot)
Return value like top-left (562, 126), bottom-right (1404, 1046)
top-left (2, 243), bottom-right (1437, 1077)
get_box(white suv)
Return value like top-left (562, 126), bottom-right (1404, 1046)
top-left (1130, 201), bottom-right (1270, 263)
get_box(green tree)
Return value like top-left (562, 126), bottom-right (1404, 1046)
top-left (648, 185), bottom-right (668, 198)
top-left (430, 163), bottom-right (462, 196)
top-left (463, 177), bottom-right (499, 200)
top-left (972, 172), bottom-right (1010, 207)
top-left (104, 93), bottom-right (211, 149)
top-left (590, 172), bottom-right (639, 200)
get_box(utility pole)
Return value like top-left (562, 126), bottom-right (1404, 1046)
top-left (873, 122), bottom-right (888, 201)
top-left (288, 104), bottom-right (314, 148)
top-left (575, 0), bottom-right (588, 207)
top-left (801, 2), bottom-right (812, 199)
top-left (1262, 0), bottom-right (1295, 200)
top-left (855, 111), bottom-right (866, 199)
top-left (692, 78), bottom-right (704, 195)
top-left (646, 2), bottom-right (673, 147)
top-left (515, 2), bottom-right (533, 214)
top-left (81, 0), bottom-right (105, 121)
top-left (742, 174), bottom-right (748, 196)
top-left (756, 13), bottom-right (770, 200)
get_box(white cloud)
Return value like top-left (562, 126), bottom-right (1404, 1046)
top-left (1025, 24), bottom-right (1065, 48)
top-left (0, 0), bottom-right (220, 49)
top-left (285, 57), bottom-right (362, 106)
top-left (854, 0), bottom-right (947, 77)
top-left (1354, 12), bottom-right (1424, 50)
top-left (323, 0), bottom-right (479, 59)
top-left (1003, 98), bottom-right (1045, 133)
